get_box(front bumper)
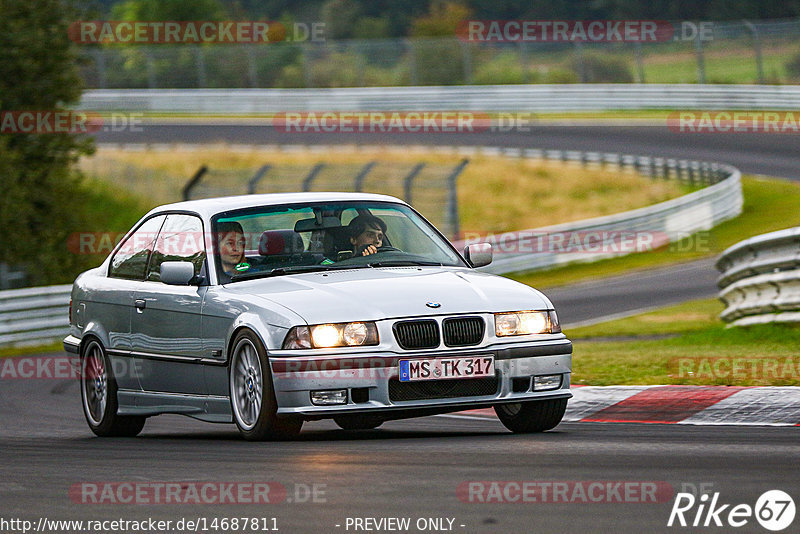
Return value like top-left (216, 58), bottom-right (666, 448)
top-left (270, 339), bottom-right (572, 418)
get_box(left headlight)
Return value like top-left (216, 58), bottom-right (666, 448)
top-left (494, 310), bottom-right (561, 336)
top-left (282, 322), bottom-right (379, 349)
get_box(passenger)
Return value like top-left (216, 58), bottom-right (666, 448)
top-left (217, 221), bottom-right (246, 279)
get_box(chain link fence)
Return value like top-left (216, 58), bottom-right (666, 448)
top-left (77, 20), bottom-right (800, 89)
top-left (80, 155), bottom-right (466, 239)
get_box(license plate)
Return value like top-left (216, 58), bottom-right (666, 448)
top-left (398, 356), bottom-right (495, 382)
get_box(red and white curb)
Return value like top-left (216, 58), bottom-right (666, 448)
top-left (454, 386), bottom-right (800, 426)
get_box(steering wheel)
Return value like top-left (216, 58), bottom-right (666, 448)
top-left (355, 244), bottom-right (400, 256)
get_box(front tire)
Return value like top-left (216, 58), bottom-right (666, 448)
top-left (494, 398), bottom-right (567, 433)
top-left (80, 339), bottom-right (146, 437)
top-left (229, 330), bottom-right (302, 441)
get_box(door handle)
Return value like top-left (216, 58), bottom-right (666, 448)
top-left (134, 299), bottom-right (146, 310)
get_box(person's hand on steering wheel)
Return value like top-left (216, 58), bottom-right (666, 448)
top-left (359, 244), bottom-right (378, 256)
top-left (357, 244), bottom-right (400, 256)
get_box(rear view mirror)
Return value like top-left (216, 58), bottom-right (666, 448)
top-left (160, 261), bottom-right (196, 285)
top-left (464, 243), bottom-right (492, 267)
top-left (294, 216), bottom-right (342, 232)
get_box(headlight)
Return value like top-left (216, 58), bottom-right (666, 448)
top-left (494, 311), bottom-right (558, 336)
top-left (311, 324), bottom-right (340, 347)
top-left (282, 322), bottom-right (379, 349)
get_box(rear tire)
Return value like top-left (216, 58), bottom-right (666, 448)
top-left (333, 415), bottom-right (383, 430)
top-left (494, 398), bottom-right (567, 433)
top-left (229, 330), bottom-right (302, 441)
top-left (80, 339), bottom-right (146, 437)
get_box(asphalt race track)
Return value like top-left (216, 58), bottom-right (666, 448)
top-left (1, 375), bottom-right (798, 533)
top-left (95, 122), bottom-right (800, 180)
top-left (547, 257), bottom-right (719, 327)
top-left (1, 123), bottom-right (795, 533)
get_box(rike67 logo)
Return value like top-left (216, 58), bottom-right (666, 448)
top-left (668, 490), bottom-right (795, 531)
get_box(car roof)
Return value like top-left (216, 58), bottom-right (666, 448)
top-left (144, 192), bottom-right (409, 219)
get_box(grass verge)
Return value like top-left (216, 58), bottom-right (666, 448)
top-left (567, 298), bottom-right (800, 386)
top-left (82, 147), bottom-right (688, 236)
top-left (511, 176), bottom-right (800, 289)
top-left (0, 342), bottom-right (63, 358)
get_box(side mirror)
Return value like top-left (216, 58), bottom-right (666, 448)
top-left (464, 243), bottom-right (492, 268)
top-left (160, 261), bottom-right (196, 285)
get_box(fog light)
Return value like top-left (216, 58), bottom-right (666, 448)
top-left (310, 390), bottom-right (348, 406)
top-left (533, 374), bottom-right (562, 391)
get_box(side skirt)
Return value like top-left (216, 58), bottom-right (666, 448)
top-left (117, 389), bottom-right (233, 423)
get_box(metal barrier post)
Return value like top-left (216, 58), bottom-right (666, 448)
top-left (302, 163), bottom-right (325, 192)
top-left (634, 42), bottom-right (645, 83)
top-left (743, 20), bottom-right (765, 85)
top-left (402, 163), bottom-right (426, 204)
top-left (446, 159), bottom-right (469, 240)
top-left (247, 165), bottom-right (271, 194)
top-left (695, 33), bottom-right (706, 84)
top-left (183, 165), bottom-right (208, 201)
top-left (194, 46), bottom-right (207, 88)
top-left (353, 161), bottom-right (377, 192)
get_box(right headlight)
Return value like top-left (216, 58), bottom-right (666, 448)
top-left (282, 321), bottom-right (379, 349)
top-left (494, 310), bottom-right (560, 336)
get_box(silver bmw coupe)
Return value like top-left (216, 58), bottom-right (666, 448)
top-left (64, 192), bottom-right (572, 440)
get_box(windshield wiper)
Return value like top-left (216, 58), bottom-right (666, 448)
top-left (231, 264), bottom-right (371, 281)
top-left (231, 265), bottom-right (330, 281)
top-left (367, 260), bottom-right (443, 268)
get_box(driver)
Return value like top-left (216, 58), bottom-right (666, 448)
top-left (347, 214), bottom-right (387, 257)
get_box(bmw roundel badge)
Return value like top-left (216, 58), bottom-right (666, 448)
top-left (426, 302), bottom-right (441, 308)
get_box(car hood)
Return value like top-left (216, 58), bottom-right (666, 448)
top-left (223, 267), bottom-right (553, 324)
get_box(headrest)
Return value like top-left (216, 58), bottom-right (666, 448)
top-left (259, 230), bottom-right (304, 255)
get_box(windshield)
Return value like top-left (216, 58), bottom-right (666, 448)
top-left (212, 201), bottom-right (465, 283)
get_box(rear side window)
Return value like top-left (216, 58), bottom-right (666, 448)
top-left (146, 214), bottom-right (206, 282)
top-left (109, 215), bottom-right (166, 280)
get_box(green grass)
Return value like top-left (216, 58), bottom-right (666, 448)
top-left (568, 298), bottom-right (724, 339)
top-left (0, 178), bottom-right (150, 356)
top-left (527, 40), bottom-right (794, 84)
top-left (0, 342), bottom-right (63, 358)
top-left (567, 298), bottom-right (800, 386)
top-left (84, 147), bottom-right (688, 238)
top-left (54, 177), bottom-right (153, 283)
top-left (640, 50), bottom-right (790, 84)
top-left (510, 176), bottom-right (800, 289)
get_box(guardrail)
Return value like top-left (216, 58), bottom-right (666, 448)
top-left (716, 227), bottom-right (800, 326)
top-left (450, 147), bottom-right (742, 274)
top-left (79, 85), bottom-right (800, 113)
top-left (1, 146), bottom-right (742, 348)
top-left (0, 285), bottom-right (71, 347)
